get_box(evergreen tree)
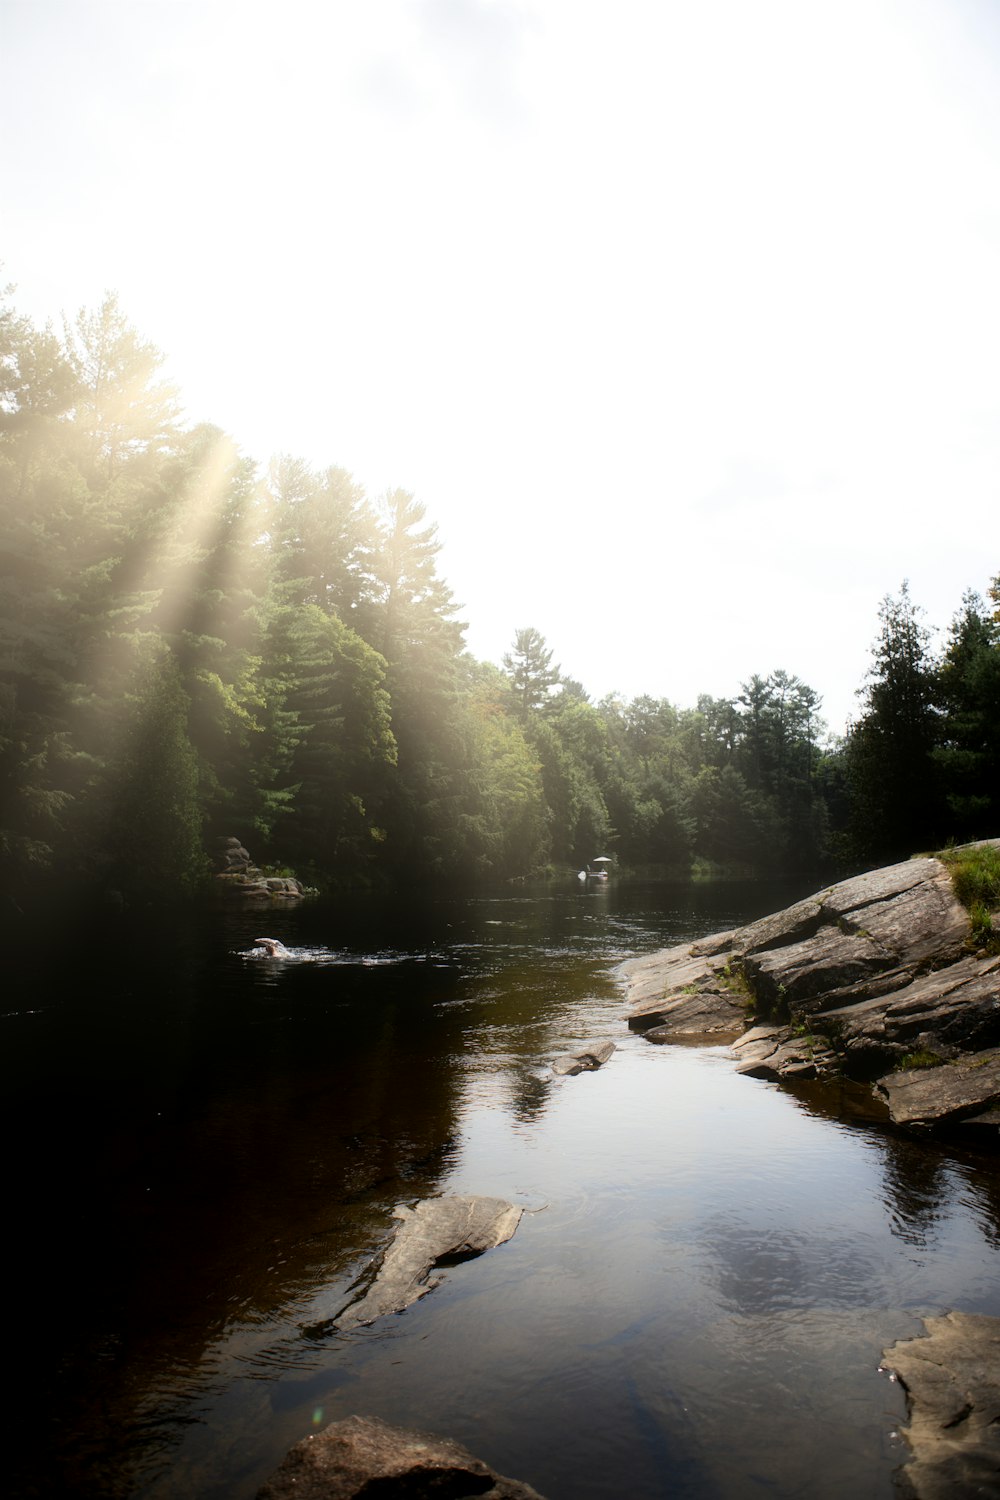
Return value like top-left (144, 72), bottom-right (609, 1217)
top-left (845, 582), bottom-right (945, 860)
top-left (63, 292), bottom-right (180, 483)
top-left (99, 646), bottom-right (206, 901)
top-left (265, 455), bottom-right (378, 621)
top-left (262, 603), bottom-right (396, 877)
top-left (934, 588), bottom-right (1000, 840)
top-left (367, 489), bottom-right (466, 876)
top-left (503, 627), bottom-right (561, 722)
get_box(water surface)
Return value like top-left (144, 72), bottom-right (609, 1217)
top-left (7, 878), bottom-right (1000, 1498)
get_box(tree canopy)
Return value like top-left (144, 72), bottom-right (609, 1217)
top-left (1, 285), bottom-right (996, 911)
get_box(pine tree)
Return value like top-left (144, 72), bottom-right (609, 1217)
top-left (502, 627), bottom-right (561, 722)
top-left (845, 582), bottom-right (945, 860)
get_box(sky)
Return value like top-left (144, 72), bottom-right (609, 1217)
top-left (2, 0), bottom-right (999, 737)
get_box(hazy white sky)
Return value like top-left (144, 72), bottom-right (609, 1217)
top-left (3, 0), bottom-right (998, 735)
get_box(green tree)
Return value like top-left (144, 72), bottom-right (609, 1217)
top-left (262, 603), bottom-right (397, 876)
top-left (934, 588), bottom-right (1000, 840)
top-left (845, 582), bottom-right (945, 860)
top-left (99, 646), bottom-right (206, 901)
top-left (265, 455), bottom-right (378, 622)
top-left (63, 292), bottom-right (180, 484)
top-left (503, 627), bottom-right (561, 722)
top-left (365, 489), bottom-right (466, 876)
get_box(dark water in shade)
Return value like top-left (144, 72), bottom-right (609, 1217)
top-left (5, 877), bottom-right (1000, 1499)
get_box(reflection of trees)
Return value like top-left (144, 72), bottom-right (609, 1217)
top-left (878, 1135), bottom-right (949, 1248)
top-left (785, 1078), bottom-right (1000, 1253)
top-left (880, 1128), bottom-right (1000, 1253)
top-left (940, 1146), bottom-right (1000, 1253)
top-left (509, 1066), bottom-right (552, 1124)
top-left (9, 934), bottom-right (471, 1499)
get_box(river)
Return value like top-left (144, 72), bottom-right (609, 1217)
top-left (6, 877), bottom-right (1000, 1498)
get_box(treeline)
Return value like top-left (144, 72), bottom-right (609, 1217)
top-left (1, 289), bottom-right (997, 909)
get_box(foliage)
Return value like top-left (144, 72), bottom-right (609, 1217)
top-left (1, 282), bottom-right (996, 906)
top-left (938, 842), bottom-right (1000, 952)
top-left (843, 582), bottom-right (946, 861)
top-left (897, 1050), bottom-right (945, 1071)
top-left (503, 626), bottom-right (561, 722)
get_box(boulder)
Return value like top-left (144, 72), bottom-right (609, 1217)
top-left (211, 837), bottom-right (307, 899)
top-left (257, 1414), bottom-right (546, 1499)
top-left (335, 1195), bottom-right (523, 1329)
top-left (551, 1040), bottom-right (616, 1076)
top-left (880, 1312), bottom-right (1000, 1498)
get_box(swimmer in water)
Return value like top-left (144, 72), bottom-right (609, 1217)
top-left (255, 937), bottom-right (289, 957)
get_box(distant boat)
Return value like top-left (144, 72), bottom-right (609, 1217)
top-left (578, 856), bottom-right (612, 883)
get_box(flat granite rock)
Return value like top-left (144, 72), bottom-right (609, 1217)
top-left (551, 1040), bottom-right (616, 1075)
top-left (730, 1024), bottom-right (839, 1081)
top-left (876, 1048), bottom-right (1000, 1129)
top-left (822, 955), bottom-right (1000, 1058)
top-left (257, 1414), bottom-right (546, 1499)
top-left (335, 1195), bottom-right (523, 1329)
top-left (881, 1312), bottom-right (1000, 1498)
top-left (621, 945), bottom-right (743, 1036)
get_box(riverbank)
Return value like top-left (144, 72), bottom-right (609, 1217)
top-left (621, 844), bottom-right (1000, 1496)
top-left (622, 840), bottom-right (1000, 1139)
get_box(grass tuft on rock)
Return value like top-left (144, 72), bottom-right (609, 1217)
top-left (938, 842), bottom-right (1000, 953)
top-left (897, 1049), bottom-right (945, 1071)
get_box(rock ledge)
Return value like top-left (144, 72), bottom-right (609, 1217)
top-left (621, 842), bottom-right (1000, 1135)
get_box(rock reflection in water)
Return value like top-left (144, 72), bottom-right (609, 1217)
top-left (8, 879), bottom-right (1000, 1500)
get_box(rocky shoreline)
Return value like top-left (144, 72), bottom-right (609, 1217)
top-left (212, 836), bottom-right (311, 901)
top-left (253, 846), bottom-right (1000, 1498)
top-left (622, 841), bottom-right (1000, 1138)
top-left (620, 841), bottom-right (1000, 1496)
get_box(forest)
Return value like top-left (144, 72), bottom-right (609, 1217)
top-left (1, 287), bottom-right (998, 913)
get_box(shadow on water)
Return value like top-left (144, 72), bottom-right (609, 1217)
top-left (4, 876), bottom-right (1000, 1498)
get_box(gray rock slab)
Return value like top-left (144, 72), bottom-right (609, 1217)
top-left (876, 1048), bottom-right (1000, 1128)
top-left (335, 1195), bottom-right (523, 1329)
top-left (821, 955), bottom-right (1000, 1056)
top-left (621, 943), bottom-right (720, 1009)
top-left (617, 845), bottom-right (1000, 1128)
top-left (737, 860), bottom-right (967, 1013)
top-left (835, 868), bottom-right (969, 966)
top-left (638, 985), bottom-right (748, 1042)
top-left (880, 1312), bottom-right (1000, 1498)
top-left (626, 942), bottom-right (743, 1038)
top-left (257, 1414), bottom-right (546, 1499)
top-left (822, 857), bottom-right (944, 916)
top-left (731, 898), bottom-right (824, 957)
top-left (731, 1025), bottom-right (838, 1081)
top-left (741, 924), bottom-right (898, 1013)
top-left (551, 1040), bottom-right (616, 1075)
top-left (688, 927), bottom-right (738, 957)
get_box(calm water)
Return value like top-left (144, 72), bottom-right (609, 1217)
top-left (6, 877), bottom-right (1000, 1499)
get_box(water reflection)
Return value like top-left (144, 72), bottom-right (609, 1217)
top-left (7, 878), bottom-right (1000, 1499)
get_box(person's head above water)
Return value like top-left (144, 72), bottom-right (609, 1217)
top-left (255, 937), bottom-right (288, 956)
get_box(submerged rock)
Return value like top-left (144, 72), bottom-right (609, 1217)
top-left (881, 1312), bottom-right (1000, 1498)
top-left (551, 1040), bottom-right (616, 1075)
top-left (335, 1194), bottom-right (523, 1329)
top-left (257, 1414), bottom-right (546, 1499)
